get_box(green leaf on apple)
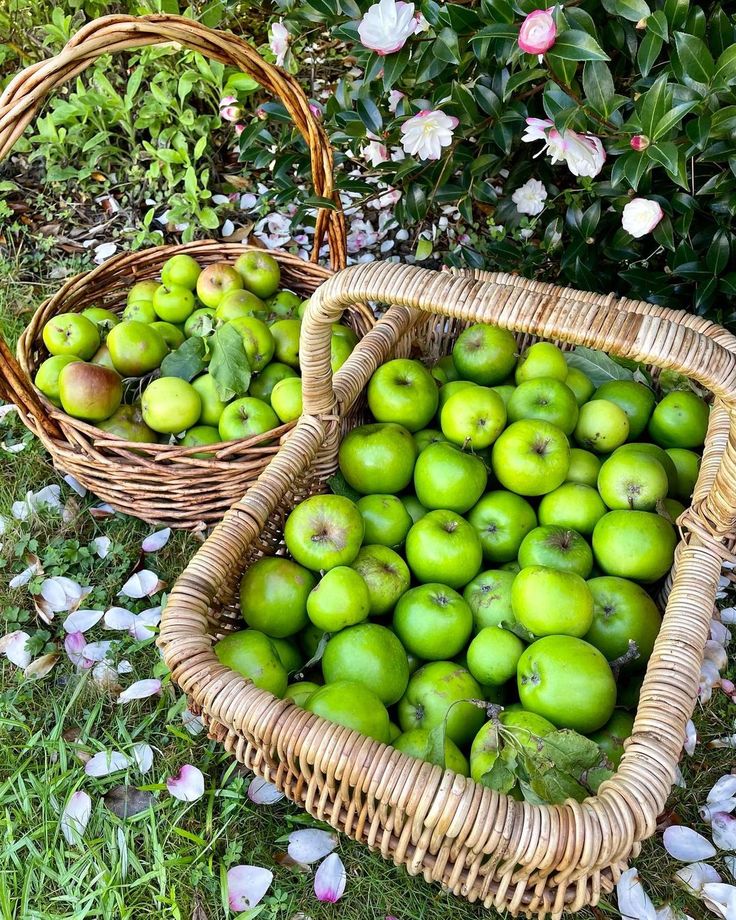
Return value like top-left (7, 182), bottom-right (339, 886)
top-left (565, 346), bottom-right (634, 387)
top-left (479, 742), bottom-right (518, 795)
top-left (538, 729), bottom-right (602, 774)
top-left (209, 323), bottom-right (252, 402)
top-left (160, 336), bottom-right (208, 382)
top-left (516, 729), bottom-right (609, 803)
top-left (326, 471), bottom-right (361, 503)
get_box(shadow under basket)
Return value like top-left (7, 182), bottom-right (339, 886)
top-left (159, 263), bottom-right (736, 917)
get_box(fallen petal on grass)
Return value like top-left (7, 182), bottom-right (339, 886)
top-left (64, 608), bottom-right (104, 634)
top-left (227, 865), bottom-right (273, 912)
top-left (91, 660), bottom-right (120, 691)
top-left (117, 679), bottom-right (161, 703)
top-left (712, 813), bottom-right (736, 851)
top-left (248, 776), bottom-right (284, 805)
top-left (9, 559), bottom-right (41, 589)
top-left (119, 570), bottom-right (162, 599)
top-left (181, 707), bottom-right (205, 736)
top-left (25, 652), bottom-right (59, 679)
top-left (60, 790), bottom-right (92, 844)
top-left (684, 720), bottom-right (698, 756)
top-left (132, 742), bottom-right (154, 773)
top-left (63, 474), bottom-right (87, 497)
top-left (65, 631), bottom-right (93, 669)
top-left (2, 630), bottom-right (32, 668)
top-left (85, 750), bottom-right (131, 777)
top-left (288, 828), bottom-right (337, 864)
top-left (83, 640), bottom-right (114, 662)
top-left (141, 528), bottom-right (171, 552)
top-left (314, 852), bottom-right (346, 903)
top-left (663, 826), bottom-right (717, 862)
top-left (676, 862), bottom-right (722, 894)
top-left (129, 606), bottom-right (162, 640)
top-left (91, 536), bottom-right (111, 558)
top-left (167, 764), bottom-right (204, 801)
top-left (104, 606), bottom-right (136, 630)
top-left (702, 882), bottom-right (736, 919)
top-left (709, 776), bottom-right (736, 804)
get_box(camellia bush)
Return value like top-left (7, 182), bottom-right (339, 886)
top-left (249, 0), bottom-right (736, 325)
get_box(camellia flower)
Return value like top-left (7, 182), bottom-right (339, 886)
top-left (270, 21), bottom-right (290, 67)
top-left (219, 96), bottom-right (242, 123)
top-left (511, 178), bottom-right (548, 216)
top-left (400, 109), bottom-right (458, 161)
top-left (518, 9), bottom-right (557, 55)
top-left (358, 0), bottom-right (417, 55)
top-left (522, 117), bottom-right (606, 178)
top-left (388, 89), bottom-right (406, 113)
top-left (630, 134), bottom-right (650, 151)
top-left (622, 197), bottom-right (664, 238)
top-left (362, 134), bottom-right (390, 167)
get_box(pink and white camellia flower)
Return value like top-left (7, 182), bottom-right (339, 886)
top-left (518, 9), bottom-right (557, 55)
top-left (358, 0), bottom-right (417, 55)
top-left (388, 89), bottom-right (406, 113)
top-left (522, 117), bottom-right (606, 177)
top-left (219, 96), bottom-right (242, 123)
top-left (622, 197), bottom-right (664, 238)
top-left (362, 134), bottom-right (390, 166)
top-left (269, 20), bottom-right (290, 67)
top-left (401, 109), bottom-right (458, 161)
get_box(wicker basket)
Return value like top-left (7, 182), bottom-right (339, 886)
top-left (159, 262), bottom-right (736, 917)
top-left (0, 14), bottom-right (373, 530)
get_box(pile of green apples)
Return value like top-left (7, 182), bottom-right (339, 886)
top-left (214, 323), bottom-right (708, 801)
top-left (33, 251), bottom-right (358, 453)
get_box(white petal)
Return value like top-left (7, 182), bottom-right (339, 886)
top-left (287, 828), bottom-right (337, 864)
top-left (704, 640), bottom-right (728, 670)
top-left (248, 776), bottom-right (284, 805)
top-left (712, 813), bottom-right (736, 851)
top-left (711, 620), bottom-right (732, 646)
top-left (132, 742), bottom-right (154, 774)
top-left (91, 660), bottom-right (120, 690)
top-left (83, 640), bottom-right (114, 662)
top-left (2, 630), bottom-right (31, 667)
top-left (684, 720), bottom-right (698, 756)
top-left (676, 862), bottom-right (722, 893)
top-left (60, 791), bottom-right (92, 845)
top-left (32, 485), bottom-right (62, 511)
top-left (85, 750), bottom-right (130, 777)
top-left (166, 764), bottom-right (204, 801)
top-left (720, 607), bottom-right (736, 625)
top-left (141, 528), bottom-right (171, 553)
top-left (221, 219), bottom-right (235, 238)
top-left (119, 570), bottom-right (160, 599)
top-left (63, 474), bottom-right (87, 497)
top-left (64, 609), bottom-right (104, 634)
top-left (314, 852), bottom-right (346, 903)
top-left (227, 865), bottom-right (273, 912)
top-left (726, 856), bottom-right (736, 882)
top-left (9, 562), bottom-right (40, 589)
top-left (129, 606), bottom-right (161, 641)
top-left (663, 826), bottom-right (717, 862)
top-left (117, 679), bottom-right (162, 703)
top-left (65, 631), bottom-right (92, 669)
top-left (104, 606), bottom-right (136, 630)
top-left (94, 241), bottom-right (117, 263)
top-left (117, 659), bottom-right (133, 674)
top-left (711, 735), bottom-right (736, 749)
top-left (181, 708), bottom-right (205, 736)
top-left (40, 577), bottom-right (70, 612)
top-left (702, 883), bottom-right (736, 920)
top-left (710, 777), bottom-right (736, 804)
top-left (92, 536), bottom-right (111, 559)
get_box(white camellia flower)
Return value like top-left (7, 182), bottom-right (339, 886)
top-left (512, 178), bottom-right (548, 216)
top-left (522, 117), bottom-right (606, 178)
top-left (622, 197), bottom-right (664, 238)
top-left (358, 0), bottom-right (417, 55)
top-left (400, 109), bottom-right (458, 161)
top-left (269, 21), bottom-right (290, 67)
top-left (362, 136), bottom-right (390, 167)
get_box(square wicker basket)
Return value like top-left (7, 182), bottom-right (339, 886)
top-left (159, 262), bottom-right (736, 918)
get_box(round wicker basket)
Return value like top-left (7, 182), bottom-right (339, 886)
top-left (0, 15), bottom-right (373, 530)
top-left (160, 262), bottom-right (736, 918)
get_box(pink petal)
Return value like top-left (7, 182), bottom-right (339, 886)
top-left (65, 632), bottom-right (93, 669)
top-left (64, 608), bottom-right (104, 634)
top-left (129, 606), bottom-right (161, 641)
top-left (314, 852), bottom-right (346, 903)
top-left (132, 742), bottom-right (154, 774)
top-left (2, 630), bottom-right (31, 667)
top-left (676, 862), bottom-right (722, 893)
top-left (616, 867), bottom-right (656, 920)
top-left (119, 570), bottom-right (160, 599)
top-left (288, 828), bottom-right (337, 864)
top-left (227, 865), bottom-right (273, 912)
top-left (712, 813), bottom-right (736, 851)
top-left (60, 790), bottom-right (92, 844)
top-left (166, 764), bottom-right (204, 802)
top-left (248, 776), bottom-right (284, 805)
top-left (85, 750), bottom-right (130, 777)
top-left (117, 679), bottom-right (162, 703)
top-left (663, 826), bottom-right (717, 862)
top-left (141, 528), bottom-right (171, 553)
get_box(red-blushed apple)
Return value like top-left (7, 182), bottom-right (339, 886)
top-left (58, 361), bottom-right (122, 421)
top-left (34, 355), bottom-right (77, 406)
top-left (97, 404), bottom-right (158, 442)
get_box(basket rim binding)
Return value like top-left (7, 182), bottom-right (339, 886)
top-left (159, 262), bottom-right (736, 917)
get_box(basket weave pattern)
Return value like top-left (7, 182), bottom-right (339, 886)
top-left (0, 15), bottom-right (374, 529)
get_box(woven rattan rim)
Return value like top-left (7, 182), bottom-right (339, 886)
top-left (160, 262), bottom-right (736, 916)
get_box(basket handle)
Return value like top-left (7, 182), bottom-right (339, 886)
top-left (302, 260), bottom-right (736, 535)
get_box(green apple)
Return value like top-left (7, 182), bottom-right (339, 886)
top-left (564, 366), bottom-right (595, 406)
top-left (393, 728), bottom-right (469, 775)
top-left (43, 313), bottom-right (100, 359)
top-left (270, 637), bottom-right (303, 674)
top-left (216, 288), bottom-right (268, 323)
top-left (284, 494), bottom-right (364, 571)
top-left (666, 448), bottom-right (701, 502)
top-left (517, 635), bottom-right (616, 733)
top-left (492, 384), bottom-right (515, 407)
top-left (191, 373), bottom-right (229, 427)
top-left (597, 451), bottom-right (668, 511)
top-left (58, 361), bottom-right (122, 422)
top-left (356, 494), bottom-right (412, 547)
top-left (614, 442), bottom-right (678, 494)
top-left (286, 681), bottom-right (321, 707)
top-left (249, 362), bottom-right (298, 404)
top-left (405, 509), bottom-right (482, 589)
top-left (393, 583), bottom-right (473, 660)
top-left (398, 661), bottom-right (485, 746)
top-left (228, 316), bottom-right (275, 372)
top-left (240, 556), bottom-right (315, 637)
top-left (592, 510), bottom-right (676, 582)
top-left (184, 307), bottom-right (216, 338)
top-left (234, 251), bottom-right (281, 299)
top-left (307, 566), bottom-right (370, 631)
top-left (466, 626), bottom-right (524, 686)
top-left (196, 262), bottom-right (243, 308)
top-left (590, 710), bottom-right (634, 769)
top-left (574, 399), bottom-right (630, 453)
top-left (512, 565), bottom-right (593, 637)
top-left (152, 284), bottom-right (195, 323)
top-left (515, 342), bottom-right (568, 384)
top-left (662, 497), bottom-right (686, 520)
top-left (437, 380), bottom-right (476, 416)
top-left (180, 424), bottom-right (221, 458)
top-left (305, 679), bottom-right (390, 743)
top-left (491, 419), bottom-right (570, 496)
top-left (350, 544), bottom-right (411, 617)
top-left (594, 380), bottom-right (656, 439)
top-left (507, 377), bottom-right (579, 435)
top-left (91, 344), bottom-right (116, 370)
top-left (98, 404), bottom-right (157, 442)
top-left (218, 397), bottom-right (279, 441)
top-left (401, 495), bottom-right (428, 524)
top-left (413, 441), bottom-right (487, 514)
top-left (269, 318), bottom-right (301, 368)
top-left (518, 525), bottom-right (593, 577)
top-left (34, 355), bottom-right (77, 406)
top-left (122, 300), bottom-right (157, 324)
top-left (452, 323), bottom-right (517, 385)
top-left (141, 376), bottom-right (201, 433)
top-left (161, 253), bottom-right (201, 290)
top-left (150, 321), bottom-right (185, 350)
top-left (330, 328), bottom-right (355, 373)
top-left (413, 428), bottom-right (447, 452)
top-left (298, 622), bottom-right (325, 660)
top-left (435, 354), bottom-right (460, 382)
top-left (82, 307), bottom-right (119, 339)
top-left (585, 575), bottom-right (661, 670)
top-left (270, 376), bottom-right (302, 423)
top-left (648, 390), bottom-right (709, 449)
top-left (466, 491), bottom-right (537, 563)
top-left (107, 321), bottom-right (168, 376)
top-left (440, 385), bottom-right (506, 449)
top-left (339, 422), bottom-right (417, 494)
top-left (322, 622), bottom-right (409, 705)
top-left (565, 448), bottom-right (601, 487)
top-left (126, 279), bottom-right (159, 307)
top-left (367, 358), bottom-right (439, 432)
top-left (214, 628), bottom-right (288, 697)
top-left (463, 569), bottom-right (516, 631)
top-left (268, 289), bottom-right (302, 319)
top-left (470, 710), bottom-right (556, 785)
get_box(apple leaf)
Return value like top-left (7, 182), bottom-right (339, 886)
top-left (516, 730), bottom-right (610, 804)
top-left (301, 631), bottom-right (329, 670)
top-left (526, 764), bottom-right (589, 804)
top-left (326, 471), bottom-right (361, 503)
top-left (479, 744), bottom-right (518, 794)
top-left (658, 368), bottom-right (707, 396)
top-left (160, 336), bottom-right (208, 381)
top-left (584, 765), bottom-right (615, 792)
top-left (565, 346), bottom-right (634, 387)
top-left (539, 730), bottom-right (602, 773)
top-left (209, 323), bottom-right (251, 401)
top-left (500, 619), bottom-right (535, 644)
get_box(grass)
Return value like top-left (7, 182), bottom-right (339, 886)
top-left (0, 250), bottom-right (734, 920)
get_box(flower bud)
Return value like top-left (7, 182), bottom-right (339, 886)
top-left (518, 9), bottom-right (557, 55)
top-left (630, 134), bottom-right (650, 151)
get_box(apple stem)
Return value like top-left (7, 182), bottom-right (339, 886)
top-left (609, 640), bottom-right (641, 679)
